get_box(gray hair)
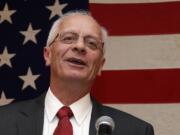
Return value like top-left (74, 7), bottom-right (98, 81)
top-left (46, 10), bottom-right (108, 54)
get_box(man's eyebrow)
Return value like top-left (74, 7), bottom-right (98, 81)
top-left (60, 31), bottom-right (78, 35)
top-left (60, 31), bottom-right (102, 42)
top-left (85, 34), bottom-right (100, 39)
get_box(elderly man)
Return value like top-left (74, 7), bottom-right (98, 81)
top-left (0, 11), bottom-right (154, 135)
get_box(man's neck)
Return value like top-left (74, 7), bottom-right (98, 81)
top-left (49, 79), bottom-right (91, 106)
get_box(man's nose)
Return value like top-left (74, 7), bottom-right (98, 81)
top-left (72, 38), bottom-right (86, 54)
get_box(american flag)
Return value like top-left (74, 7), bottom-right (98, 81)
top-left (0, 0), bottom-right (180, 135)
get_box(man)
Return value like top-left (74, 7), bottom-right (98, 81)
top-left (0, 11), bottom-right (154, 135)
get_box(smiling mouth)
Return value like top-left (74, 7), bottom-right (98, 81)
top-left (66, 58), bottom-right (87, 66)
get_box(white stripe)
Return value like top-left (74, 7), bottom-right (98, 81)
top-left (106, 103), bottom-right (180, 135)
top-left (90, 0), bottom-right (180, 4)
top-left (103, 34), bottom-right (180, 70)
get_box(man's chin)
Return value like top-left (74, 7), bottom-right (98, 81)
top-left (64, 72), bottom-right (88, 80)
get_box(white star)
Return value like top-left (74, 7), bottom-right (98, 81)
top-left (46, 0), bottom-right (67, 19)
top-left (0, 3), bottom-right (16, 23)
top-left (20, 23), bottom-right (41, 45)
top-left (0, 91), bottom-right (14, 106)
top-left (19, 67), bottom-right (40, 90)
top-left (0, 47), bottom-right (16, 68)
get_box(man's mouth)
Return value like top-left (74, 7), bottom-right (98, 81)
top-left (66, 58), bottom-right (87, 66)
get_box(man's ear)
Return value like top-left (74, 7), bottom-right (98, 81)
top-left (43, 47), bottom-right (51, 66)
top-left (97, 57), bottom-right (105, 76)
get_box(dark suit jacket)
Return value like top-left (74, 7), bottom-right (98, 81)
top-left (0, 93), bottom-right (154, 135)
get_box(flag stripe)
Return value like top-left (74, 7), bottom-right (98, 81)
top-left (89, 2), bottom-right (180, 35)
top-left (90, 0), bottom-right (180, 4)
top-left (104, 34), bottom-right (180, 70)
top-left (91, 69), bottom-right (180, 103)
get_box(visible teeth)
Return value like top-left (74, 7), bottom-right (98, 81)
top-left (67, 58), bottom-right (86, 65)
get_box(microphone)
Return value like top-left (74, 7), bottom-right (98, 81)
top-left (95, 116), bottom-right (115, 135)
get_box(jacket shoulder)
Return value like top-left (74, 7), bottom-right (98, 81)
top-left (92, 100), bottom-right (154, 135)
top-left (0, 93), bottom-right (45, 115)
top-left (102, 104), bottom-right (150, 124)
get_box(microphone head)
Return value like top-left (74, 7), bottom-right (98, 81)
top-left (95, 116), bottom-right (115, 134)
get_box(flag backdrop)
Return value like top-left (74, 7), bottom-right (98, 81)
top-left (0, 0), bottom-right (180, 135)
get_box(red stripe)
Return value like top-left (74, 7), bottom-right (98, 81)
top-left (89, 2), bottom-right (180, 35)
top-left (91, 69), bottom-right (180, 103)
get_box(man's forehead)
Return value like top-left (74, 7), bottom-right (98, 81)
top-left (57, 14), bottom-right (102, 38)
top-left (59, 14), bottom-right (100, 31)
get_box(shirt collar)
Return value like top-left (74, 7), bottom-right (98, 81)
top-left (70, 93), bottom-right (92, 125)
top-left (45, 88), bottom-right (64, 122)
top-left (45, 88), bottom-right (92, 125)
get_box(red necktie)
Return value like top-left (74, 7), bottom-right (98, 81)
top-left (53, 106), bottom-right (73, 135)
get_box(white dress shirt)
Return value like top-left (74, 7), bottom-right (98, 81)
top-left (43, 88), bottom-right (92, 135)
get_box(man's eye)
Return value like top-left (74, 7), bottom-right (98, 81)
top-left (86, 40), bottom-right (98, 49)
top-left (63, 36), bottom-right (74, 41)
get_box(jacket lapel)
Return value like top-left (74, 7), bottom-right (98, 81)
top-left (89, 98), bottom-right (103, 135)
top-left (16, 93), bottom-right (46, 135)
